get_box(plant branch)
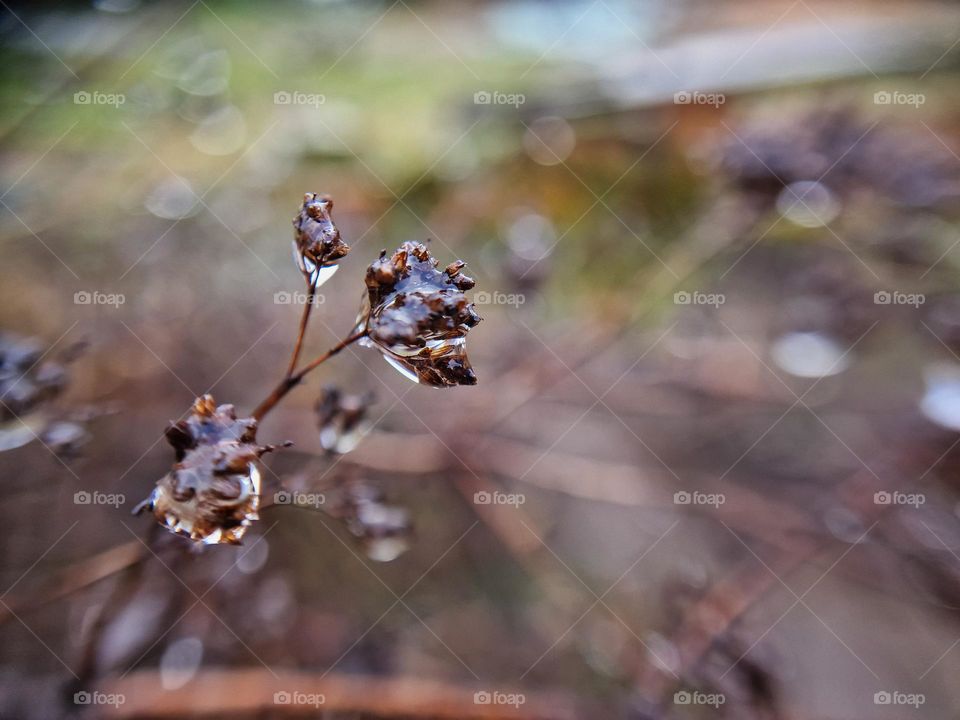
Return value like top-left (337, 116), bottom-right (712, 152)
top-left (251, 329), bottom-right (367, 422)
top-left (284, 276), bottom-right (318, 378)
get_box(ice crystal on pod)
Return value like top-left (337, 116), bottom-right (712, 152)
top-left (354, 242), bottom-right (481, 387)
top-left (135, 395), bottom-right (274, 545)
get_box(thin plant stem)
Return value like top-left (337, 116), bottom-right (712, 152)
top-left (251, 329), bottom-right (367, 422)
top-left (284, 276), bottom-right (318, 378)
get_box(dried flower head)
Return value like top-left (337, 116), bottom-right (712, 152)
top-left (135, 395), bottom-right (274, 545)
top-left (355, 241), bottom-right (481, 387)
top-left (333, 480), bottom-right (411, 562)
top-left (0, 331), bottom-right (74, 453)
top-left (292, 193), bottom-right (350, 285)
top-left (316, 385), bottom-right (374, 454)
top-left (0, 332), bottom-right (67, 420)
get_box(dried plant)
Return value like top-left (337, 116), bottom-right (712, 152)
top-left (132, 395), bottom-right (275, 545)
top-left (355, 242), bottom-right (480, 387)
top-left (136, 193), bottom-right (481, 546)
top-left (329, 477), bottom-right (412, 562)
top-left (0, 331), bottom-right (90, 456)
top-left (315, 385), bottom-right (375, 454)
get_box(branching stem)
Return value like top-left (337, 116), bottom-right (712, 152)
top-left (251, 328), bottom-right (367, 422)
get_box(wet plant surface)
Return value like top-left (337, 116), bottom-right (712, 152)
top-left (2, 2), bottom-right (960, 720)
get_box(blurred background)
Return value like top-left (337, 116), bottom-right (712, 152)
top-left (3, 0), bottom-right (960, 718)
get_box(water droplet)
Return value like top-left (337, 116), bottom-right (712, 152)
top-left (236, 535), bottom-right (269, 574)
top-left (177, 51), bottom-right (230, 97)
top-left (190, 105), bottom-right (246, 156)
top-left (776, 180), bottom-right (840, 228)
top-left (290, 242), bottom-right (340, 287)
top-left (145, 177), bottom-right (200, 220)
top-left (523, 116), bottom-right (575, 166)
top-left (506, 211), bottom-right (555, 261)
top-left (383, 354), bottom-right (421, 384)
top-left (921, 364), bottom-right (960, 432)
top-left (160, 637), bottom-right (203, 690)
top-left (0, 416), bottom-right (43, 453)
top-left (771, 331), bottom-right (849, 378)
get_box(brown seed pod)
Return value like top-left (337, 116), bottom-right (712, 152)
top-left (0, 331), bottom-right (81, 454)
top-left (292, 193), bottom-right (350, 285)
top-left (332, 479), bottom-right (411, 562)
top-left (354, 241), bottom-right (481, 387)
top-left (0, 332), bottom-right (68, 421)
top-left (315, 385), bottom-right (374, 454)
top-left (135, 395), bottom-right (275, 545)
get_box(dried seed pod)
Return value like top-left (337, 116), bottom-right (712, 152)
top-left (715, 109), bottom-right (958, 208)
top-left (292, 193), bottom-right (350, 286)
top-left (41, 421), bottom-right (91, 461)
top-left (354, 241), bottom-right (481, 387)
top-left (0, 332), bottom-right (68, 420)
top-left (315, 385), bottom-right (374, 454)
top-left (0, 332), bottom-right (75, 453)
top-left (333, 480), bottom-right (411, 562)
top-left (136, 395), bottom-right (274, 545)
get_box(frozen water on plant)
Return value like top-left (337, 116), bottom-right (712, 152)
top-left (291, 241), bottom-right (341, 288)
